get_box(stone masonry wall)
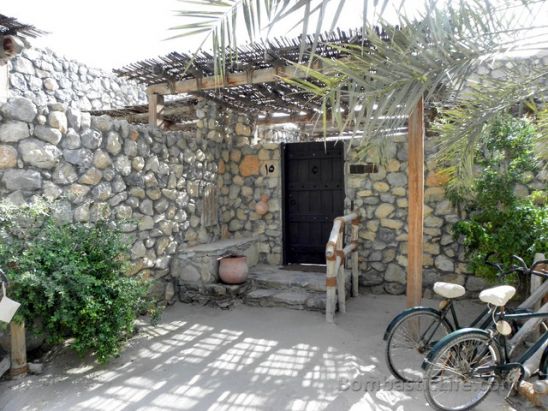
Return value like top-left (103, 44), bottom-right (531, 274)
top-left (0, 96), bottom-right (231, 301)
top-left (8, 47), bottom-right (146, 110)
top-left (344, 134), bottom-right (548, 297)
top-left (0, 94), bottom-right (274, 301)
top-left (219, 142), bottom-right (283, 265)
top-left (196, 102), bottom-right (283, 266)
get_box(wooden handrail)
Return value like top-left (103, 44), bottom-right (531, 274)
top-left (325, 212), bottom-right (358, 259)
top-left (325, 211), bottom-right (361, 323)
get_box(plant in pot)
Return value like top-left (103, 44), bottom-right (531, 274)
top-left (218, 254), bottom-right (248, 284)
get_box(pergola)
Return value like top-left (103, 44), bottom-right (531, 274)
top-left (114, 28), bottom-right (425, 307)
top-left (0, 14), bottom-right (44, 38)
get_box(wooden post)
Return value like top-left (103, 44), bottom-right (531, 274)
top-left (148, 93), bottom-right (165, 128)
top-left (351, 221), bottom-right (359, 297)
top-left (406, 97), bottom-right (425, 308)
top-left (326, 258), bottom-right (337, 323)
top-left (509, 302), bottom-right (548, 355)
top-left (531, 253), bottom-right (545, 311)
top-left (9, 321), bottom-right (27, 378)
top-left (337, 231), bottom-right (346, 314)
top-left (518, 280), bottom-right (548, 310)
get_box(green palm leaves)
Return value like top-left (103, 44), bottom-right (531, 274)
top-left (170, 0), bottom-right (547, 184)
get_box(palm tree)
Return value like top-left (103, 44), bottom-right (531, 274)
top-left (170, 0), bottom-right (548, 187)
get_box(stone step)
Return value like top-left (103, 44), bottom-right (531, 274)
top-left (248, 264), bottom-right (351, 294)
top-left (245, 289), bottom-right (326, 311)
top-left (244, 264), bottom-right (351, 312)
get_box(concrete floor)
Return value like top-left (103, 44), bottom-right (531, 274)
top-left (0, 294), bottom-right (529, 411)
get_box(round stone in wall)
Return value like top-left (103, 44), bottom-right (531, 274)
top-left (81, 128), bottom-right (102, 149)
top-left (48, 111), bottom-right (68, 134)
top-left (0, 97), bottom-right (37, 122)
top-left (435, 255), bottom-right (455, 272)
top-left (1, 169), bottom-right (42, 191)
top-left (0, 121), bottom-right (30, 142)
top-left (19, 138), bottom-right (62, 169)
top-left (34, 125), bottom-right (62, 145)
top-left (0, 145), bottom-right (17, 169)
top-left (43, 77), bottom-right (59, 91)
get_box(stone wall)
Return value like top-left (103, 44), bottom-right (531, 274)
top-left (344, 134), bottom-right (547, 297)
top-left (8, 48), bottom-right (146, 110)
top-left (0, 96), bottom-right (232, 301)
top-left (196, 101), bottom-right (283, 266)
top-left (219, 142), bottom-right (283, 264)
top-left (0, 95), bottom-right (281, 302)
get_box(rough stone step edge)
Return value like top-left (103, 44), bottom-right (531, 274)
top-left (249, 271), bottom-right (352, 291)
top-left (249, 279), bottom-right (353, 295)
top-left (244, 299), bottom-right (325, 312)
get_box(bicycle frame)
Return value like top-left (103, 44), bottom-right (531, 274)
top-left (472, 309), bottom-right (548, 378)
top-left (408, 300), bottom-right (494, 344)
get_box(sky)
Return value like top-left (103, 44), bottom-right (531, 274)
top-left (3, 1), bottom-right (546, 72)
top-left (1, 0), bottom-right (369, 71)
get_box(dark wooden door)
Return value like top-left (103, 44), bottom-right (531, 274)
top-left (283, 141), bottom-right (345, 264)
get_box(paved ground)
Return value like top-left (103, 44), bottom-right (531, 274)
top-left (0, 294), bottom-right (532, 411)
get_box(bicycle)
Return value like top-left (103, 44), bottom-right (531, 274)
top-left (383, 255), bottom-right (548, 382)
top-left (421, 259), bottom-right (548, 411)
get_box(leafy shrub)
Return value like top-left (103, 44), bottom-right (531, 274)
top-left (0, 200), bottom-right (150, 363)
top-left (448, 114), bottom-right (547, 281)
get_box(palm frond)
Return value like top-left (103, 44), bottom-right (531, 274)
top-left (169, 0), bottom-right (398, 77)
top-left (283, 0), bottom-right (547, 167)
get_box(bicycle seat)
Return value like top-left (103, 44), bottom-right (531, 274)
top-left (433, 282), bottom-right (466, 299)
top-left (479, 285), bottom-right (516, 306)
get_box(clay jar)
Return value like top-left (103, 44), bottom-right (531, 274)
top-left (218, 255), bottom-right (248, 284)
top-left (255, 194), bottom-right (269, 216)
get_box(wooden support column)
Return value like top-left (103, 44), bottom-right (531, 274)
top-left (148, 93), bottom-right (165, 128)
top-left (406, 97), bottom-right (425, 308)
top-left (9, 321), bottom-right (27, 378)
top-left (351, 220), bottom-right (360, 297)
top-left (325, 258), bottom-right (337, 323)
top-left (532, 253), bottom-right (546, 311)
top-left (336, 231), bottom-right (346, 314)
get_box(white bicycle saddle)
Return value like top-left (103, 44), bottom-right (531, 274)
top-left (433, 282), bottom-right (466, 299)
top-left (479, 285), bottom-right (516, 307)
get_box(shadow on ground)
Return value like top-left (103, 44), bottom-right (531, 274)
top-left (0, 294), bottom-right (525, 411)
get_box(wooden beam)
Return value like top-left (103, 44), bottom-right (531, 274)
top-left (129, 105), bottom-right (195, 123)
top-left (406, 97), bottom-right (425, 308)
top-left (147, 63), bottom-right (322, 95)
top-left (10, 321), bottom-right (28, 378)
top-left (148, 93), bottom-right (165, 127)
top-left (257, 113), bottom-right (317, 126)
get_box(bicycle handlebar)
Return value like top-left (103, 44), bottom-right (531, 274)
top-left (485, 254), bottom-right (548, 280)
top-left (505, 256), bottom-right (548, 280)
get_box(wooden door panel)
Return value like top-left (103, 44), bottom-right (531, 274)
top-left (284, 141), bottom-right (345, 264)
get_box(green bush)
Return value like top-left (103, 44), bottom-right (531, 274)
top-left (449, 114), bottom-right (548, 281)
top-left (0, 201), bottom-right (150, 363)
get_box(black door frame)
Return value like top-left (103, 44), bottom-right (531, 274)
top-left (281, 141), bottom-right (345, 265)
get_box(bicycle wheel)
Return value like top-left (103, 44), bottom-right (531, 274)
top-left (385, 309), bottom-right (452, 382)
top-left (424, 331), bottom-right (501, 411)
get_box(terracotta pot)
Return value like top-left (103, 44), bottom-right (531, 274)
top-left (218, 255), bottom-right (248, 284)
top-left (255, 194), bottom-right (269, 216)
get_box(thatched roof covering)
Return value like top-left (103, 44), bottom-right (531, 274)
top-left (0, 14), bottom-right (44, 38)
top-left (112, 28), bottom-right (386, 116)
